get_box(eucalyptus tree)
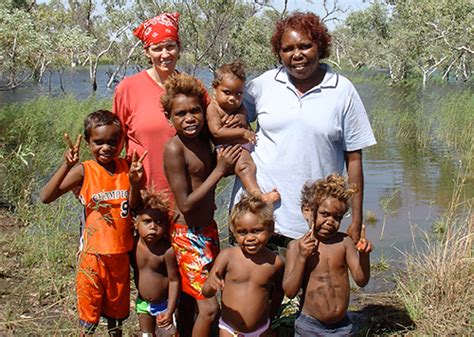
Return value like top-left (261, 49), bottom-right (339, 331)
top-left (104, 0), bottom-right (280, 84)
top-left (332, 2), bottom-right (391, 72)
top-left (331, 0), bottom-right (472, 85)
top-left (0, 3), bottom-right (46, 89)
top-left (391, 0), bottom-right (473, 85)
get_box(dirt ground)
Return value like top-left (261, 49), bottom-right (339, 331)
top-left (0, 210), bottom-right (415, 336)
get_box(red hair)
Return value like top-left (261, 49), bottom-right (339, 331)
top-left (271, 12), bottom-right (332, 62)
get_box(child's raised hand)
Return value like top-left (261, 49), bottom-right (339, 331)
top-left (129, 150), bottom-right (148, 184)
top-left (298, 230), bottom-right (318, 258)
top-left (355, 224), bottom-right (373, 254)
top-left (243, 130), bottom-right (257, 144)
top-left (216, 144), bottom-right (241, 175)
top-left (63, 133), bottom-right (82, 167)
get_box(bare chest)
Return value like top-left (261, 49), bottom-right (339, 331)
top-left (184, 143), bottom-right (214, 182)
top-left (136, 245), bottom-right (167, 274)
top-left (306, 243), bottom-right (348, 282)
top-left (226, 259), bottom-right (276, 289)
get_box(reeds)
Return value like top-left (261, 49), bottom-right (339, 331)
top-left (395, 159), bottom-right (473, 334)
top-left (395, 216), bottom-right (473, 334)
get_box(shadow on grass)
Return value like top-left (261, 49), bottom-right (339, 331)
top-left (355, 303), bottom-right (415, 336)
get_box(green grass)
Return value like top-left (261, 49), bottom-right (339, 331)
top-left (395, 216), bottom-right (473, 334)
top-left (1, 87), bottom-right (473, 335)
top-left (364, 209), bottom-right (378, 225)
top-left (0, 96), bottom-right (115, 334)
top-left (0, 96), bottom-right (112, 205)
top-left (371, 251), bottom-right (391, 273)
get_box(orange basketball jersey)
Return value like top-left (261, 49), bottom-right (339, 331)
top-left (79, 159), bottom-right (133, 254)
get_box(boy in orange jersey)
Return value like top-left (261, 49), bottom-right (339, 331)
top-left (40, 110), bottom-right (146, 336)
top-left (161, 73), bottom-right (241, 337)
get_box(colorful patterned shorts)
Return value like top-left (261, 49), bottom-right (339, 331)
top-left (170, 221), bottom-right (219, 299)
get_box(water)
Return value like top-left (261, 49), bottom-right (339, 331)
top-left (2, 67), bottom-right (472, 261)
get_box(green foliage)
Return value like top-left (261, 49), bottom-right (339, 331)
top-left (0, 0), bottom-right (281, 90)
top-left (231, 10), bottom-right (278, 72)
top-left (332, 0), bottom-right (473, 84)
top-left (1, 0), bottom-right (471, 88)
top-left (333, 1), bottom-right (391, 69)
top-left (434, 90), bottom-right (474, 157)
top-left (0, 4), bottom-right (46, 85)
top-left (0, 96), bottom-right (111, 205)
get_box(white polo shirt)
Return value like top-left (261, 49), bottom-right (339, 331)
top-left (231, 64), bottom-right (377, 239)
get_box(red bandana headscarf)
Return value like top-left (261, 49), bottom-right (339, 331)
top-left (133, 12), bottom-right (180, 49)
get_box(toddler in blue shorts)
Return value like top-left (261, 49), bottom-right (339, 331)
top-left (131, 189), bottom-right (179, 337)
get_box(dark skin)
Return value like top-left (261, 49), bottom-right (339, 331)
top-left (163, 94), bottom-right (241, 337)
top-left (132, 209), bottom-right (179, 335)
top-left (283, 197), bottom-right (372, 325)
top-left (207, 77), bottom-right (280, 204)
top-left (164, 94), bottom-right (241, 227)
top-left (128, 149), bottom-right (148, 210)
top-left (202, 212), bottom-right (284, 336)
top-left (39, 127), bottom-right (129, 337)
top-left (279, 27), bottom-right (365, 242)
top-left (208, 77), bottom-right (255, 145)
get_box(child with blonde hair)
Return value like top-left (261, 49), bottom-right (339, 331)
top-left (202, 194), bottom-right (285, 336)
top-left (283, 173), bottom-right (372, 336)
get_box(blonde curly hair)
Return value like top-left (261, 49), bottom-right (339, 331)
top-left (301, 173), bottom-right (358, 215)
top-left (230, 193), bottom-right (274, 231)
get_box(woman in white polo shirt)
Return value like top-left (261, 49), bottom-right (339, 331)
top-left (231, 11), bottom-right (376, 249)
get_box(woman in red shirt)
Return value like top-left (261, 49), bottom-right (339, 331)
top-left (113, 12), bottom-right (181, 192)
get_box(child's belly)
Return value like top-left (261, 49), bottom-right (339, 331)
top-left (302, 275), bottom-right (350, 324)
top-left (221, 285), bottom-right (270, 332)
top-left (138, 270), bottom-right (169, 303)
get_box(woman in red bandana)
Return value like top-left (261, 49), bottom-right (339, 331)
top-left (113, 12), bottom-right (182, 193)
top-left (113, 13), bottom-right (218, 337)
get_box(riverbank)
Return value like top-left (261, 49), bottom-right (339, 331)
top-left (1, 82), bottom-right (472, 335)
top-left (0, 208), bottom-right (415, 336)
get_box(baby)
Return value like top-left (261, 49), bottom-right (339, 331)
top-left (206, 61), bottom-right (280, 203)
top-left (202, 194), bottom-right (285, 336)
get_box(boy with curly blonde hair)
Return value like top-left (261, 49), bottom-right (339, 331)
top-left (283, 173), bottom-right (373, 336)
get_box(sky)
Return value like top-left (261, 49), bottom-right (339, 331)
top-left (37, 0), bottom-right (370, 30)
top-left (273, 0), bottom-right (370, 29)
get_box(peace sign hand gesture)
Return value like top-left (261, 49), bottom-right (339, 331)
top-left (129, 150), bottom-right (148, 185)
top-left (63, 133), bottom-right (82, 167)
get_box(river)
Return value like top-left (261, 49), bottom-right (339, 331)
top-left (1, 65), bottom-right (472, 263)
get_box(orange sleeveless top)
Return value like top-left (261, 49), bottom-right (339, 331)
top-left (79, 159), bottom-right (133, 254)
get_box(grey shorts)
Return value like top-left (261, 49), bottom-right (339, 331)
top-left (294, 312), bottom-right (353, 336)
